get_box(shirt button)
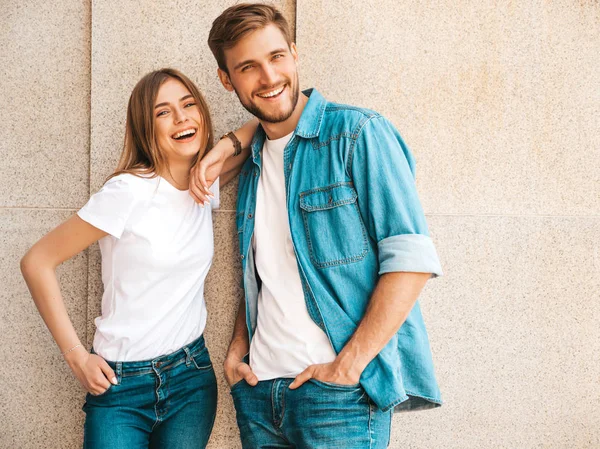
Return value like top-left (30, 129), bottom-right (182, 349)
top-left (288, 163), bottom-right (292, 170)
top-left (248, 213), bottom-right (253, 219)
top-left (240, 255), bottom-right (245, 260)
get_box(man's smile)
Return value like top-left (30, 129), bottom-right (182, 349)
top-left (256, 85), bottom-right (286, 100)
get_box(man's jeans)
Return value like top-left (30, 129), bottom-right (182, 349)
top-left (231, 378), bottom-right (392, 448)
top-left (83, 335), bottom-right (217, 448)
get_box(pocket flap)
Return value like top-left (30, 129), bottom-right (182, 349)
top-left (299, 184), bottom-right (357, 212)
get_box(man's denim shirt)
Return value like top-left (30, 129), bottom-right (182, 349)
top-left (235, 89), bottom-right (443, 413)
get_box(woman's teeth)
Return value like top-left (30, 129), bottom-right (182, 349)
top-left (173, 129), bottom-right (196, 140)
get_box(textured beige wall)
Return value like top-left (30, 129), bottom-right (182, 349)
top-left (2, 0), bottom-right (599, 448)
top-left (0, 2), bottom-right (91, 208)
top-left (0, 1), bottom-right (91, 447)
top-left (296, 1), bottom-right (600, 448)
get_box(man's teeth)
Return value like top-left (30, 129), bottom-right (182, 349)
top-left (173, 129), bottom-right (196, 139)
top-left (257, 86), bottom-right (284, 98)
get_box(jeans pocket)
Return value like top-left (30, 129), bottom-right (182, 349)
top-left (309, 379), bottom-right (362, 391)
top-left (190, 348), bottom-right (213, 371)
top-left (86, 383), bottom-right (113, 399)
top-left (229, 379), bottom-right (246, 393)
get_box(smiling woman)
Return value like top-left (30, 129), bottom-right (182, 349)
top-left (19, 68), bottom-right (257, 449)
top-left (109, 69), bottom-right (214, 191)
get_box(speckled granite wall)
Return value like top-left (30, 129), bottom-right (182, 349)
top-left (0, 1), bottom-right (91, 447)
top-left (296, 1), bottom-right (600, 448)
top-left (2, 0), bottom-right (599, 448)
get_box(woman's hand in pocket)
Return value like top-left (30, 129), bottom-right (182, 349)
top-left (64, 348), bottom-right (117, 395)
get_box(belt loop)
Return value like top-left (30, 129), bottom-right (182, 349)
top-left (115, 362), bottom-right (122, 384)
top-left (183, 347), bottom-right (192, 366)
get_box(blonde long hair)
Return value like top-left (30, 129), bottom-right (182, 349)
top-left (108, 68), bottom-right (213, 181)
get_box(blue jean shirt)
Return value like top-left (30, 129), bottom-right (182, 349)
top-left (235, 88), bottom-right (443, 412)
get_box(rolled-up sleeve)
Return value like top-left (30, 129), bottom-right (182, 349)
top-left (348, 115), bottom-right (442, 277)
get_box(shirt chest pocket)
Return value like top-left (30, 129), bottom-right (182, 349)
top-left (299, 183), bottom-right (369, 269)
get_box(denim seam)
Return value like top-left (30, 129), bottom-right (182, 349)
top-left (151, 370), bottom-right (163, 431)
top-left (381, 392), bottom-right (443, 413)
top-left (381, 394), bottom-right (409, 413)
top-left (404, 391), bottom-right (443, 404)
top-left (368, 397), bottom-right (373, 449)
top-left (300, 195), bottom-right (357, 211)
top-left (314, 98), bottom-right (327, 137)
top-left (279, 382), bottom-right (286, 430)
top-left (345, 115), bottom-right (380, 179)
top-left (190, 354), bottom-right (212, 371)
top-left (273, 382), bottom-right (284, 431)
top-left (116, 362), bottom-right (122, 385)
top-left (300, 204), bottom-right (317, 268)
top-left (271, 381), bottom-right (277, 428)
top-left (310, 132), bottom-right (354, 150)
top-left (325, 104), bottom-right (379, 116)
top-left (121, 369), bottom-right (154, 377)
top-left (304, 96), bottom-right (326, 138)
top-left (310, 379), bottom-right (361, 391)
top-left (299, 184), bottom-right (357, 212)
top-left (183, 347), bottom-right (192, 367)
top-left (152, 357), bottom-right (187, 373)
top-left (298, 181), bottom-right (353, 198)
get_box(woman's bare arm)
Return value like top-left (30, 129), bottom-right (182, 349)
top-left (21, 215), bottom-right (117, 395)
top-left (189, 119), bottom-right (258, 203)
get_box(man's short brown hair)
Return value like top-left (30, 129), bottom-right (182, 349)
top-left (208, 3), bottom-right (293, 73)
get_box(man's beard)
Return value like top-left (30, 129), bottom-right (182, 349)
top-left (234, 75), bottom-right (300, 124)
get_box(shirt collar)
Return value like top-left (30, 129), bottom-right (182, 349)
top-left (250, 88), bottom-right (326, 161)
top-left (294, 88), bottom-right (327, 139)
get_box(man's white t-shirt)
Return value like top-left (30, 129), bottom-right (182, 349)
top-left (77, 173), bottom-right (219, 361)
top-left (249, 132), bottom-right (337, 379)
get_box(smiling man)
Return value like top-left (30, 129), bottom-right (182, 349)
top-left (202, 4), bottom-right (443, 448)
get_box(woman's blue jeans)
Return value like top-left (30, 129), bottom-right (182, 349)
top-left (83, 335), bottom-right (217, 449)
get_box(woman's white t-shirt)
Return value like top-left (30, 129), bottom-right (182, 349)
top-left (77, 173), bottom-right (219, 361)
